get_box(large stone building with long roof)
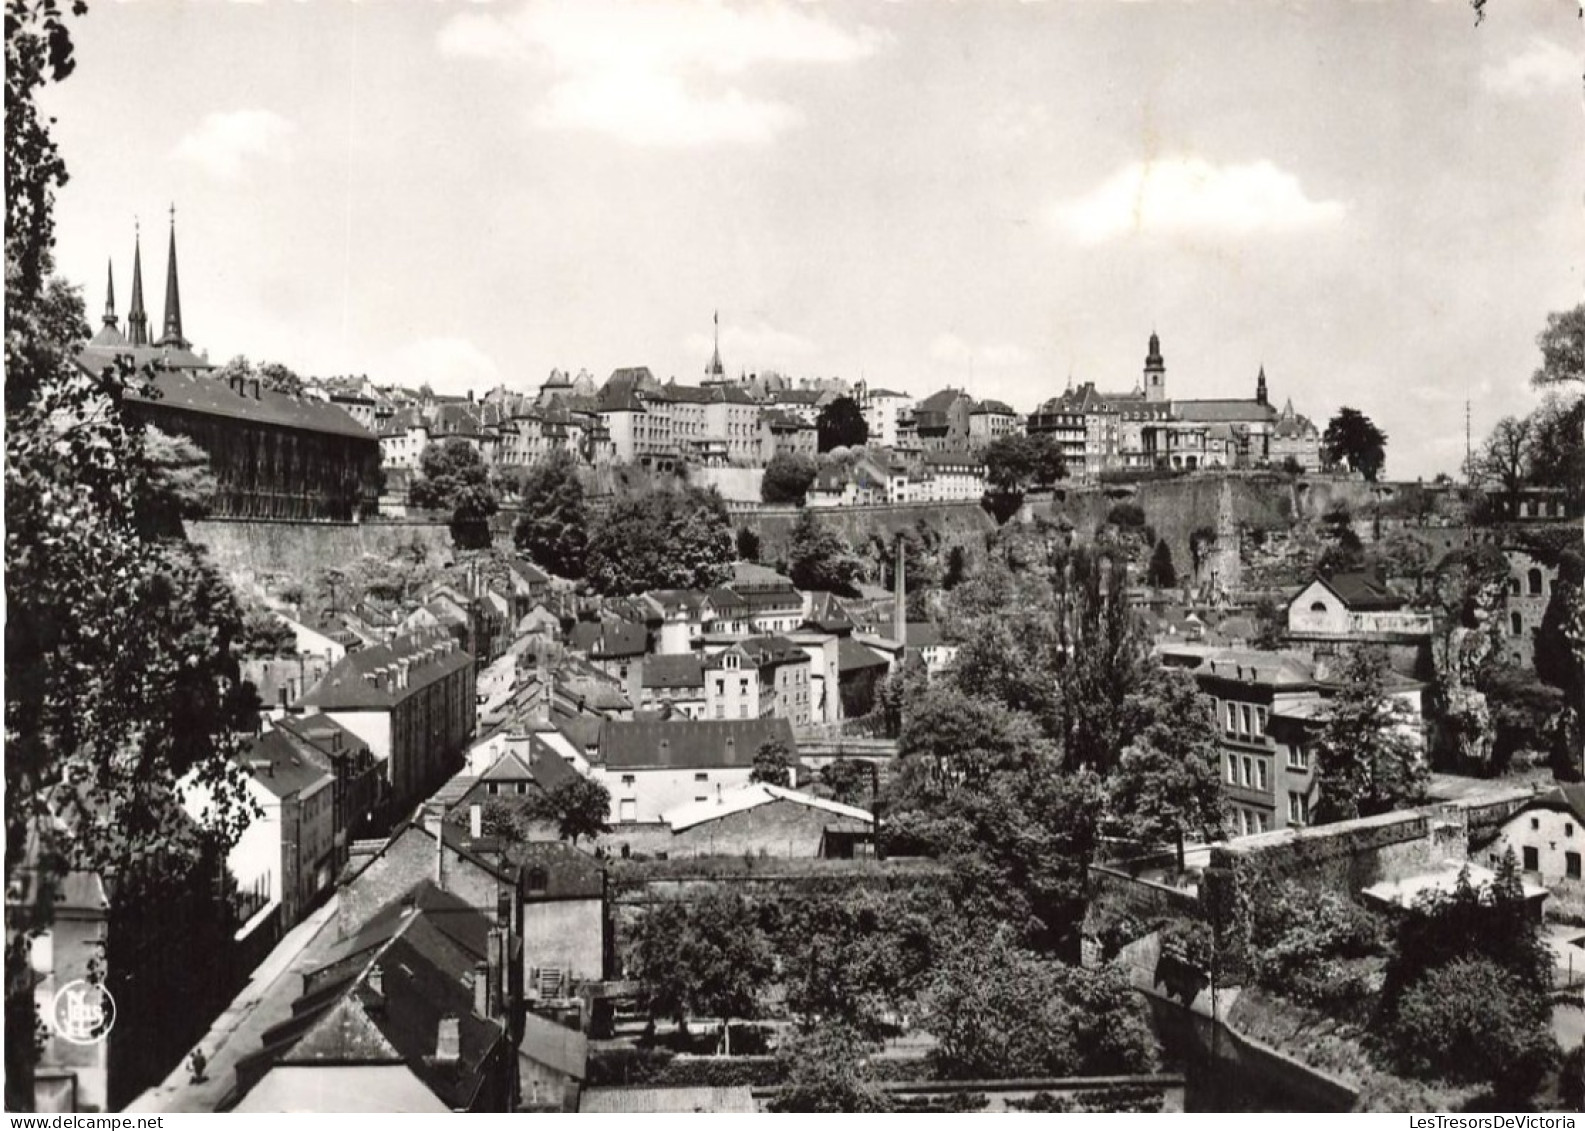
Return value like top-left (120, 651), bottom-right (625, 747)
top-left (76, 214), bottom-right (381, 520)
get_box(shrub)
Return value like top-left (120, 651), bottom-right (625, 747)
top-left (1388, 957), bottom-right (1558, 1102)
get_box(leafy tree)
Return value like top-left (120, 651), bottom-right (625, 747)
top-left (818, 759), bottom-right (872, 807)
top-left (770, 1021), bottom-right (894, 1113)
top-left (761, 452), bottom-right (818, 505)
top-left (1249, 595), bottom-right (1287, 651)
top-left (410, 437), bottom-right (498, 550)
top-left (512, 450), bottom-right (588, 579)
top-left (1322, 407), bottom-right (1388, 482)
top-left (1245, 882), bottom-right (1385, 1008)
top-left (1561, 1040), bottom-right (1585, 1112)
top-left (629, 892), bottom-right (775, 1053)
top-left (213, 355), bottom-right (304, 396)
top-left (239, 609), bottom-right (296, 658)
top-left (886, 685), bottom-right (1103, 956)
top-left (1312, 645), bottom-right (1428, 821)
top-left (785, 509), bottom-right (863, 594)
top-left (1389, 958), bottom-right (1557, 1103)
top-left (1146, 539), bottom-right (1177, 588)
top-left (527, 775), bottom-right (611, 845)
top-left (1188, 525), bottom-right (1218, 579)
top-left (1533, 302), bottom-right (1585, 390)
top-left (1105, 669), bottom-right (1225, 870)
top-left (735, 526), bottom-right (761, 562)
top-left (585, 486), bottom-right (734, 595)
top-left (1049, 548), bottom-right (1154, 774)
top-left (774, 888), bottom-right (948, 1037)
top-left (750, 737), bottom-right (794, 787)
top-left (919, 929), bottom-right (1156, 1080)
top-left (982, 434), bottom-right (1066, 522)
top-left (1469, 414), bottom-right (1533, 516)
top-left (1527, 393), bottom-right (1585, 509)
top-left (816, 395), bottom-right (868, 452)
top-left (7, 2), bottom-right (257, 1106)
top-left (1105, 502), bottom-right (1146, 529)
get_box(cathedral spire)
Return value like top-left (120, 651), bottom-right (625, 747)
top-left (127, 221), bottom-right (150, 347)
top-left (158, 204), bottom-right (188, 349)
top-left (102, 259), bottom-right (118, 329)
top-left (705, 309), bottom-right (726, 384)
top-left (1256, 364), bottom-right (1268, 407)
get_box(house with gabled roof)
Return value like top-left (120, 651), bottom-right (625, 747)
top-left (297, 629), bottom-right (476, 810)
top-left (596, 718), bottom-right (797, 824)
top-left (233, 883), bottom-right (518, 1112)
top-left (1286, 572), bottom-right (1434, 645)
top-left (1486, 785), bottom-right (1585, 891)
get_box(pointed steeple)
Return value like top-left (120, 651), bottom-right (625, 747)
top-left (1255, 364), bottom-right (1268, 407)
top-left (87, 257), bottom-right (129, 348)
top-left (158, 204), bottom-right (188, 349)
top-left (127, 221), bottom-right (150, 347)
top-left (704, 309), bottom-right (725, 384)
top-left (102, 260), bottom-right (118, 329)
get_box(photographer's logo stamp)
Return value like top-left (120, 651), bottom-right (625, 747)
top-left (49, 979), bottom-right (116, 1045)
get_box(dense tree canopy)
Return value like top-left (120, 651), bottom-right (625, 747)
top-left (750, 737), bottom-right (794, 787)
top-left (6, 1), bottom-right (255, 1105)
top-left (512, 450), bottom-right (589, 579)
top-left (1533, 302), bottom-right (1585, 390)
top-left (816, 395), bottom-right (868, 452)
top-left (1105, 669), bottom-right (1225, 869)
top-left (410, 437), bottom-right (498, 549)
top-left (629, 891), bottom-right (775, 1052)
top-left (920, 929), bottom-right (1156, 1081)
top-left (770, 1022), bottom-right (895, 1113)
top-left (1312, 646), bottom-right (1428, 821)
top-left (761, 451), bottom-right (818, 505)
top-left (585, 485), bottom-right (734, 595)
top-left (785, 509), bottom-right (864, 594)
top-left (1323, 407), bottom-right (1388, 482)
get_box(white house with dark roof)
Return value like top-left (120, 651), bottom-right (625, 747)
top-left (1487, 785), bottom-right (1585, 889)
top-left (1286, 572), bottom-right (1434, 644)
top-left (595, 717), bottom-right (797, 825)
top-left (297, 628), bottom-right (477, 810)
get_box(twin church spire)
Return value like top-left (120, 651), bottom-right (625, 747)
top-left (101, 206), bottom-right (186, 350)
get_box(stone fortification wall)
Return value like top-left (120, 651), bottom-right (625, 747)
top-left (187, 518), bottom-right (471, 578)
top-left (741, 501), bottom-right (996, 563)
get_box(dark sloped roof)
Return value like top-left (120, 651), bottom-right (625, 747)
top-left (837, 637), bottom-right (891, 673)
top-left (1316, 571), bottom-right (1403, 611)
top-left (600, 717), bottom-right (795, 770)
top-left (643, 654), bottom-right (705, 689)
top-left (1523, 785), bottom-right (1585, 825)
top-left (1174, 399), bottom-right (1278, 423)
top-left (108, 365), bottom-right (377, 440)
top-left (567, 621), bottom-right (647, 658)
top-left (299, 630), bottom-right (472, 710)
top-left (243, 729), bottom-right (336, 799)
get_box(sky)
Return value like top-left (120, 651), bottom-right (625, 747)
top-left (42, 0), bottom-right (1585, 480)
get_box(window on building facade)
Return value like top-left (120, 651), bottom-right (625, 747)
top-left (1532, 817), bottom-right (1541, 831)
top-left (1529, 568), bottom-right (1544, 596)
top-left (1242, 757), bottom-right (1253, 787)
top-left (1511, 612), bottom-right (1524, 637)
top-left (1570, 853), bottom-right (1583, 880)
top-left (1225, 702), bottom-right (1237, 734)
top-left (1227, 754), bottom-right (1237, 785)
top-left (1241, 705), bottom-right (1253, 735)
top-left (1523, 846), bottom-right (1539, 871)
top-left (1256, 706), bottom-right (1269, 736)
top-left (1257, 761), bottom-right (1268, 791)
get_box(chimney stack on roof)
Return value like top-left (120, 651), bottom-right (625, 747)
top-left (435, 1015), bottom-right (461, 1063)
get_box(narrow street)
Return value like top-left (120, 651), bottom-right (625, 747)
top-left (126, 898), bottom-right (342, 1113)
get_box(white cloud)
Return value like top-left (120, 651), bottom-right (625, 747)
top-left (386, 338), bottom-right (501, 397)
top-left (1481, 36), bottom-right (1579, 97)
top-left (1049, 156), bottom-right (1346, 245)
top-left (929, 333), bottom-right (1031, 369)
top-left (438, 0), bottom-right (880, 146)
top-left (171, 110), bottom-right (295, 180)
top-left (682, 318), bottom-right (820, 372)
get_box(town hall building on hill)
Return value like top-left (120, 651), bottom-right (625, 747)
top-left (1027, 333), bottom-right (1322, 479)
top-left (75, 213), bottom-right (382, 521)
